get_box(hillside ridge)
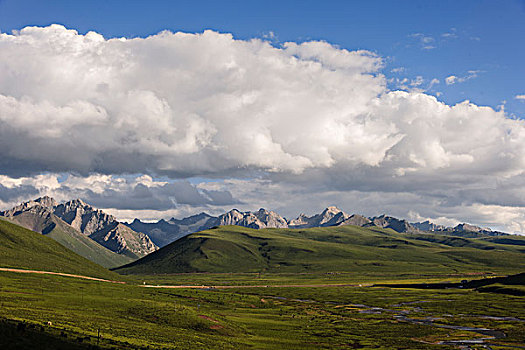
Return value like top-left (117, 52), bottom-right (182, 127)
top-left (114, 224), bottom-right (525, 275)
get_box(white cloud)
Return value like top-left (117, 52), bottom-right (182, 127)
top-left (0, 25), bottom-right (525, 233)
top-left (445, 75), bottom-right (458, 85)
top-left (442, 33), bottom-right (458, 39)
top-left (445, 70), bottom-right (481, 85)
top-left (409, 33), bottom-right (436, 49)
top-left (515, 94), bottom-right (525, 101)
top-left (0, 25), bottom-right (386, 177)
top-left (428, 78), bottom-right (440, 89)
top-left (391, 67), bottom-right (405, 73)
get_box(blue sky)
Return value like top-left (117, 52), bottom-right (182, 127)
top-left (1, 0), bottom-right (524, 117)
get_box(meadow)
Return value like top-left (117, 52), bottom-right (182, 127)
top-left (1, 270), bottom-right (524, 349)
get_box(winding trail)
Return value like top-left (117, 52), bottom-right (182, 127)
top-left (142, 283), bottom-right (371, 289)
top-left (0, 267), bottom-right (126, 284)
top-left (0, 267), bottom-right (370, 288)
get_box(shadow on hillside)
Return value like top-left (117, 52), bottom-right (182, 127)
top-left (374, 272), bottom-right (525, 296)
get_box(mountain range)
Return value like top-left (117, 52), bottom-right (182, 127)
top-left (128, 205), bottom-right (507, 247)
top-left (1, 197), bottom-right (509, 266)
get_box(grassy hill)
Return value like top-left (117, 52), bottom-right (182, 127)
top-left (0, 219), bottom-right (120, 280)
top-left (2, 212), bottom-right (134, 268)
top-left (114, 225), bottom-right (525, 275)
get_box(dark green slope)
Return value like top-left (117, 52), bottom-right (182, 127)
top-left (0, 219), bottom-right (120, 280)
top-left (114, 225), bottom-right (525, 275)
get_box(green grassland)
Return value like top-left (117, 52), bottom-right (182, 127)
top-left (0, 219), bottom-right (121, 280)
top-left (0, 270), bottom-right (524, 349)
top-left (115, 225), bottom-right (525, 275)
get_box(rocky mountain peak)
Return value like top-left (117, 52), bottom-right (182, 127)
top-left (318, 206), bottom-right (349, 226)
top-left (0, 197), bottom-right (52, 217)
top-left (454, 223), bottom-right (482, 233)
top-left (370, 215), bottom-right (416, 233)
top-left (34, 196), bottom-right (58, 208)
top-left (411, 220), bottom-right (446, 232)
top-left (323, 206), bottom-right (341, 213)
top-left (338, 214), bottom-right (372, 227)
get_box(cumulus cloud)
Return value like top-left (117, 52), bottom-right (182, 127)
top-left (0, 25), bottom-right (525, 233)
top-left (0, 25), bottom-right (386, 177)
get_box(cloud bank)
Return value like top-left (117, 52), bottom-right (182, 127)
top-left (0, 25), bottom-right (524, 232)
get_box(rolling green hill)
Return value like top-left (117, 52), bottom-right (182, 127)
top-left (114, 225), bottom-right (525, 275)
top-left (0, 219), bottom-right (120, 280)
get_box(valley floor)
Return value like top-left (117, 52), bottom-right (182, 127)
top-left (0, 269), bottom-right (524, 349)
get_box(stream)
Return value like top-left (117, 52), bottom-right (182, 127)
top-left (260, 294), bottom-right (524, 349)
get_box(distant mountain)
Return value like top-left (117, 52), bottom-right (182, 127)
top-left (128, 213), bottom-right (216, 247)
top-left (0, 218), bottom-right (120, 279)
top-left (288, 206), bottom-right (350, 228)
top-left (1, 197), bottom-right (157, 266)
top-left (128, 205), bottom-right (512, 248)
top-left (369, 215), bottom-right (418, 233)
top-left (337, 214), bottom-right (372, 227)
top-left (128, 208), bottom-right (289, 247)
top-left (216, 208), bottom-right (288, 229)
top-left (410, 221), bottom-right (506, 237)
top-left (113, 224), bottom-right (525, 275)
top-left (411, 220), bottom-right (446, 232)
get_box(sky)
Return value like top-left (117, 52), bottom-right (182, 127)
top-left (0, 0), bottom-right (524, 233)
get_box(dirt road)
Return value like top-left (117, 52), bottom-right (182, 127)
top-left (142, 283), bottom-right (371, 289)
top-left (0, 267), bottom-right (126, 284)
top-left (0, 267), bottom-right (370, 288)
